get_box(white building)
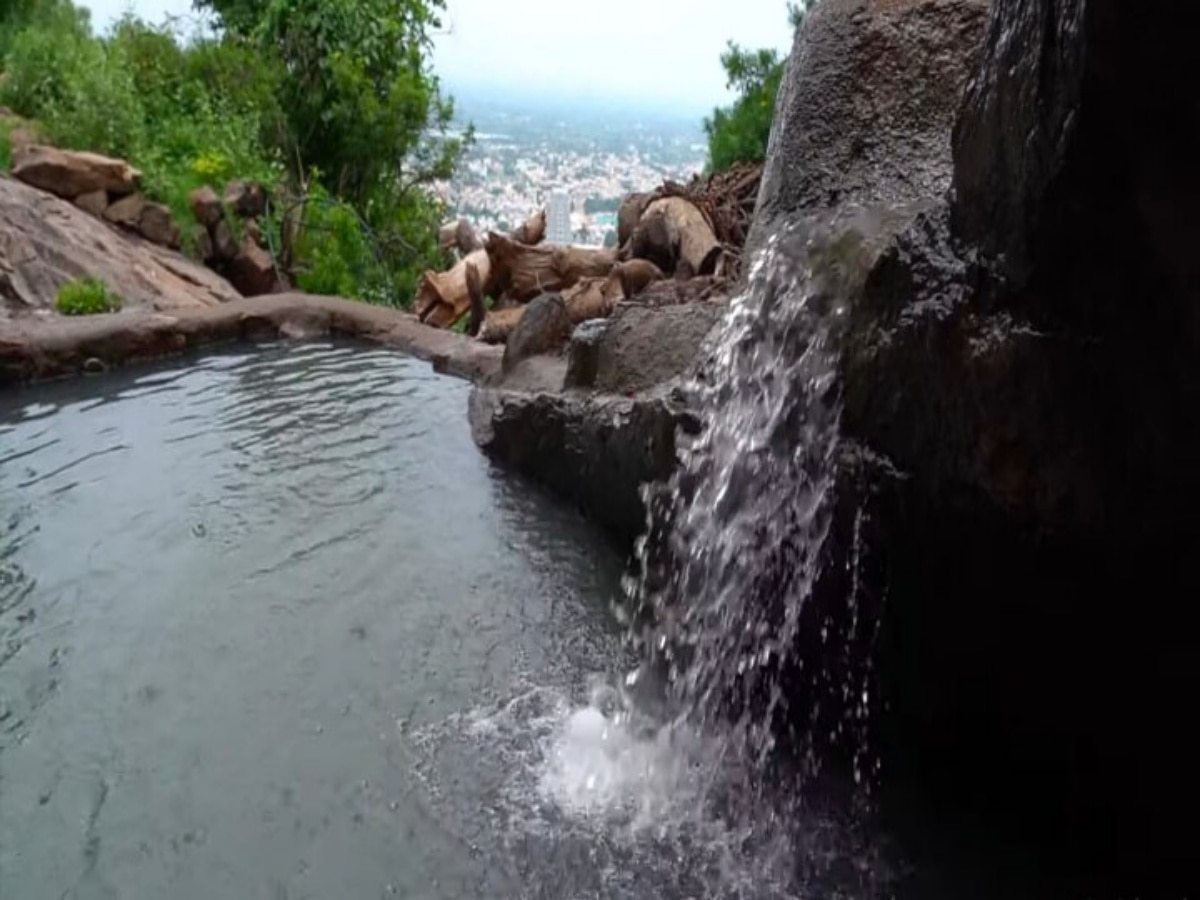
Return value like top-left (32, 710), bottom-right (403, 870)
top-left (547, 191), bottom-right (572, 245)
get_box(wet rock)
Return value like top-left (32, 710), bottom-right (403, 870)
top-left (564, 318), bottom-right (610, 389)
top-left (103, 192), bottom-right (145, 227)
top-left (0, 176), bottom-right (240, 316)
top-left (501, 293), bottom-right (572, 373)
top-left (745, 0), bottom-right (1199, 887)
top-left (469, 388), bottom-right (681, 544)
top-left (748, 0), bottom-right (990, 255)
top-left (73, 189), bottom-right (108, 217)
top-left (0, 293), bottom-right (502, 385)
top-left (11, 144), bottom-right (141, 200)
top-left (188, 185), bottom-right (223, 228)
top-left (593, 302), bottom-right (723, 395)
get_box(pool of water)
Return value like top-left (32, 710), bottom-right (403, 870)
top-left (0, 343), bottom-right (653, 899)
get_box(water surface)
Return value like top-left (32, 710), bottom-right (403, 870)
top-left (0, 342), bottom-right (637, 899)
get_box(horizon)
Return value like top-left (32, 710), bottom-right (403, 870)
top-left (79, 0), bottom-right (796, 116)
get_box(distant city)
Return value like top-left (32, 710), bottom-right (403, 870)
top-left (434, 89), bottom-right (709, 247)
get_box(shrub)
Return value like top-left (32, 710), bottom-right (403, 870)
top-left (0, 120), bottom-right (14, 171)
top-left (3, 0), bottom-right (465, 309)
top-left (55, 278), bottom-right (123, 315)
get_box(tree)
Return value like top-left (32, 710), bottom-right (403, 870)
top-left (191, 0), bottom-right (473, 304)
top-left (194, 0), bottom-right (468, 207)
top-left (703, 1), bottom-right (811, 173)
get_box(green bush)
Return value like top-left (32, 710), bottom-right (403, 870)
top-left (55, 278), bottom-right (122, 315)
top-left (704, 2), bottom-right (811, 172)
top-left (0, 120), bottom-right (14, 171)
top-left (2, 0), bottom-right (466, 310)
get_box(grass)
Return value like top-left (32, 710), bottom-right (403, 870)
top-left (56, 277), bottom-right (123, 315)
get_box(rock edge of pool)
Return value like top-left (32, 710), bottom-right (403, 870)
top-left (0, 294), bottom-right (504, 387)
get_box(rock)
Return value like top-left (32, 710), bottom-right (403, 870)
top-left (245, 218), bottom-right (264, 248)
top-left (138, 202), bottom-right (181, 249)
top-left (0, 176), bottom-right (240, 316)
top-left (103, 192), bottom-right (145, 227)
top-left (747, 0), bottom-right (990, 254)
top-left (11, 144), bottom-right (141, 200)
top-left (191, 225), bottom-right (214, 262)
top-left (223, 179), bottom-right (267, 218)
top-left (226, 240), bottom-right (279, 297)
top-left (593, 303), bottom-right (723, 395)
top-left (501, 293), bottom-right (572, 373)
top-left (469, 388), bottom-right (681, 544)
top-left (614, 258), bottom-right (664, 298)
top-left (741, 0), bottom-right (1197, 887)
top-left (211, 220), bottom-right (239, 261)
top-left (564, 318), bottom-right (610, 389)
top-left (73, 189), bottom-right (108, 217)
top-left (0, 293), bottom-right (503, 385)
top-left (188, 185), bottom-right (223, 228)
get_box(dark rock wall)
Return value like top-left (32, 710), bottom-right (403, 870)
top-left (794, 0), bottom-right (1199, 888)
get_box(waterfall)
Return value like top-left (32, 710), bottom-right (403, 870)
top-left (629, 211), bottom-right (884, 782)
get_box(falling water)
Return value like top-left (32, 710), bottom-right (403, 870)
top-left (409, 212), bottom-right (895, 897)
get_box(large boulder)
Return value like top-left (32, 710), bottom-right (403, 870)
top-left (471, 300), bottom-right (724, 540)
top-left (11, 144), bottom-right (141, 200)
top-left (469, 389), bottom-right (683, 544)
top-left (225, 239), bottom-right (281, 297)
top-left (733, 0), bottom-right (1196, 889)
top-left (0, 175), bottom-right (241, 316)
top-left (749, 0), bottom-right (989, 251)
top-left (592, 302), bottom-right (724, 394)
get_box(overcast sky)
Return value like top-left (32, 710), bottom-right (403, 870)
top-left (81, 0), bottom-right (796, 113)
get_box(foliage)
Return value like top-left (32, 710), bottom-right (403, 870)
top-left (0, 119), bottom-right (14, 171)
top-left (0, 13), bottom-right (281, 227)
top-left (704, 2), bottom-right (812, 173)
top-left (1, 0), bottom-right (469, 309)
top-left (196, 0), bottom-right (468, 304)
top-left (55, 277), bottom-right (122, 315)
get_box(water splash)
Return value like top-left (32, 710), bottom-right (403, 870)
top-left (631, 212), bottom-right (887, 775)
top-left (408, 214), bottom-right (897, 897)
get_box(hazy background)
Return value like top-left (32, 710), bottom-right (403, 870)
top-left (79, 0), bottom-right (796, 114)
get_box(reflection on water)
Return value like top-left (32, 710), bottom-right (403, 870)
top-left (0, 342), bottom-right (636, 899)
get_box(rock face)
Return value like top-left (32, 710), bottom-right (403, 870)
top-left (0, 175), bottom-right (241, 316)
top-left (592, 303), bottom-right (724, 394)
top-left (501, 293), bottom-right (572, 373)
top-left (749, 0), bottom-right (990, 251)
top-left (11, 144), bottom-right (141, 200)
top-left (470, 389), bottom-right (683, 544)
top-left (225, 239), bottom-right (280, 297)
top-left (471, 300), bottom-right (724, 541)
top-left (741, 0), bottom-right (1195, 889)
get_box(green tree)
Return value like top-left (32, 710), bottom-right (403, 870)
top-left (704, 2), bottom-right (810, 172)
top-left (194, 0), bottom-right (468, 205)
top-left (194, 0), bottom-right (469, 303)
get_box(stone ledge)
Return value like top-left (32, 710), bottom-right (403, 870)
top-left (0, 293), bottom-right (502, 386)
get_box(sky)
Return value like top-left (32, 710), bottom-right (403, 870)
top-left (81, 0), bottom-right (796, 114)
